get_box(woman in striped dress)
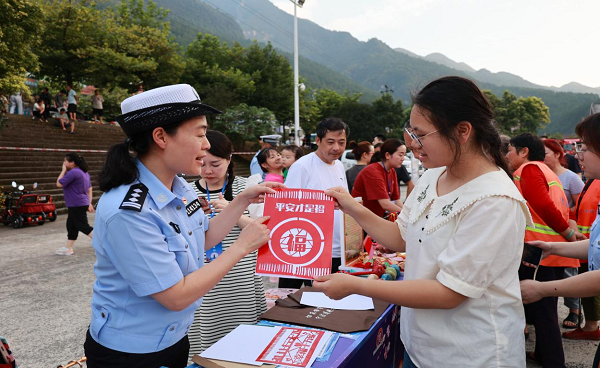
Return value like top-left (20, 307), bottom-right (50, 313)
top-left (187, 130), bottom-right (267, 355)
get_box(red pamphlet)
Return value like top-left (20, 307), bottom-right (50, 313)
top-left (256, 189), bottom-right (334, 279)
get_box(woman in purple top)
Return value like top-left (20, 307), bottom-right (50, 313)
top-left (55, 153), bottom-right (94, 255)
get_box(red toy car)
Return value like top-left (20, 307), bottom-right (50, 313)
top-left (0, 182), bottom-right (57, 228)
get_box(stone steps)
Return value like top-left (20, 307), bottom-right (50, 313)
top-left (0, 114), bottom-right (254, 215)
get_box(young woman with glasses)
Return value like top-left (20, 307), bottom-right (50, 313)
top-left (314, 76), bottom-right (531, 367)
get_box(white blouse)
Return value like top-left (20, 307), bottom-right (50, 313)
top-left (396, 167), bottom-right (532, 367)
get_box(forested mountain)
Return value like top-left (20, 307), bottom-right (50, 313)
top-left (148, 0), bottom-right (378, 101)
top-left (150, 0), bottom-right (599, 135)
top-left (422, 52), bottom-right (476, 73)
top-left (398, 48), bottom-right (600, 98)
top-left (553, 82), bottom-right (600, 96)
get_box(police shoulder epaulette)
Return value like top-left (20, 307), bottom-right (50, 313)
top-left (119, 183), bottom-right (149, 212)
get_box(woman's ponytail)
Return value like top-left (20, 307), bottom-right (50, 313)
top-left (224, 161), bottom-right (235, 201)
top-left (99, 142), bottom-right (138, 192)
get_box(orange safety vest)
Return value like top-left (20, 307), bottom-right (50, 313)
top-left (514, 161), bottom-right (579, 268)
top-left (576, 179), bottom-right (600, 238)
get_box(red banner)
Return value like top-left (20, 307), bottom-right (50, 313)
top-left (256, 189), bottom-right (334, 279)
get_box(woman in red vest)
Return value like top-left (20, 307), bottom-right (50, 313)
top-left (506, 133), bottom-right (579, 367)
top-left (544, 138), bottom-right (586, 328)
top-left (520, 112), bottom-right (600, 366)
top-left (562, 178), bottom-right (600, 340)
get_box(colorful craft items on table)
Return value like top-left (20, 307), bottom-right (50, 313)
top-left (338, 258), bottom-right (403, 281)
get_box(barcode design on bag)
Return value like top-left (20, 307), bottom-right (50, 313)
top-left (268, 190), bottom-right (332, 202)
top-left (256, 262), bottom-right (330, 278)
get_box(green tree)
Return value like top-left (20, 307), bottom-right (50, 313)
top-left (36, 0), bottom-right (184, 91)
top-left (213, 103), bottom-right (278, 149)
top-left (92, 0), bottom-right (185, 91)
top-left (309, 88), bottom-right (381, 141)
top-left (184, 34), bottom-right (255, 112)
top-left (0, 0), bottom-right (43, 94)
top-left (240, 41), bottom-right (294, 123)
top-left (36, 0), bottom-right (104, 86)
top-left (298, 84), bottom-right (320, 138)
top-left (372, 92), bottom-right (406, 139)
top-left (484, 90), bottom-right (550, 135)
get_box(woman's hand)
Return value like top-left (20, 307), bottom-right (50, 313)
top-left (312, 273), bottom-right (357, 300)
top-left (526, 240), bottom-right (553, 260)
top-left (233, 216), bottom-right (270, 254)
top-left (324, 186), bottom-right (360, 213)
top-left (520, 279), bottom-right (545, 304)
top-left (88, 204), bottom-right (95, 213)
top-left (574, 231), bottom-right (587, 241)
top-left (240, 182), bottom-right (286, 205)
top-left (61, 161), bottom-right (68, 172)
top-left (209, 193), bottom-right (229, 214)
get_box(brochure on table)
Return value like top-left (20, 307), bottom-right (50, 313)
top-left (199, 324), bottom-right (333, 368)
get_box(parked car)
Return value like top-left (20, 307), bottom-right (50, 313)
top-left (340, 150), bottom-right (357, 171)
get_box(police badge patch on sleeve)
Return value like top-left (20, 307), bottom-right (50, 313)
top-left (119, 183), bottom-right (149, 212)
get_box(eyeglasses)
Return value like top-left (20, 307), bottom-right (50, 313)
top-left (404, 127), bottom-right (439, 147)
top-left (575, 142), bottom-right (588, 157)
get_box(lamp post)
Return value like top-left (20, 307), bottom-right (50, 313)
top-left (290, 0), bottom-right (305, 146)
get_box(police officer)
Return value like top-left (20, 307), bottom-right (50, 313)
top-left (249, 134), bottom-right (282, 177)
top-left (84, 84), bottom-right (281, 367)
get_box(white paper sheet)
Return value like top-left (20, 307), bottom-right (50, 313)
top-left (300, 292), bottom-right (374, 310)
top-left (200, 324), bottom-right (282, 365)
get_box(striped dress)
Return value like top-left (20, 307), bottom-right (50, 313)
top-left (187, 176), bottom-right (267, 355)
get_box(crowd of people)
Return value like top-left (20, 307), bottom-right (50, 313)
top-left (38, 76), bottom-right (600, 368)
top-left (1, 85), bottom-right (108, 134)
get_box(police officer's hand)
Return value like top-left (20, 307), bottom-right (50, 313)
top-left (235, 216), bottom-right (270, 253)
top-left (241, 182), bottom-right (286, 205)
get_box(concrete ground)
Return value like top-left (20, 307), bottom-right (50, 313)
top-left (1, 208), bottom-right (598, 367)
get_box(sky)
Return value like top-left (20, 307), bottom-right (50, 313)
top-left (271, 0), bottom-right (600, 88)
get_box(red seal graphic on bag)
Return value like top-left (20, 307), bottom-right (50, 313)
top-left (269, 217), bottom-right (325, 266)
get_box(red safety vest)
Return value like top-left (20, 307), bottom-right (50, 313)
top-left (576, 179), bottom-right (600, 238)
top-left (514, 161), bottom-right (579, 268)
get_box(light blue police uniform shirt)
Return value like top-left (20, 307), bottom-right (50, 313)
top-left (250, 151), bottom-right (264, 177)
top-left (89, 159), bottom-right (209, 353)
top-left (587, 204), bottom-right (600, 271)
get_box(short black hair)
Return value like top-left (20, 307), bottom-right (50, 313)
top-left (374, 133), bottom-right (387, 141)
top-left (282, 145), bottom-right (304, 160)
top-left (316, 117), bottom-right (349, 139)
top-left (257, 147), bottom-right (279, 173)
top-left (509, 133), bottom-right (545, 161)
